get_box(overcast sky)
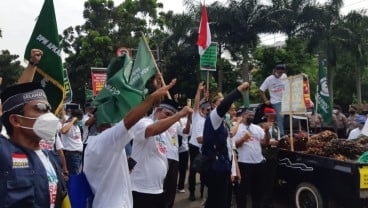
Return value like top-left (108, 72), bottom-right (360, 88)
top-left (0, 0), bottom-right (367, 64)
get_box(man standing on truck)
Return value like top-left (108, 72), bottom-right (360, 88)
top-left (259, 63), bottom-right (287, 137)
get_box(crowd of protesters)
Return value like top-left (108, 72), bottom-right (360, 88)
top-left (1, 49), bottom-right (368, 208)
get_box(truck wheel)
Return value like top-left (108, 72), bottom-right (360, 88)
top-left (295, 182), bottom-right (323, 208)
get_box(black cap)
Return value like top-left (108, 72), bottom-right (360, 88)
top-left (1, 82), bottom-right (43, 103)
top-left (275, 63), bottom-right (286, 70)
top-left (1, 82), bottom-right (47, 113)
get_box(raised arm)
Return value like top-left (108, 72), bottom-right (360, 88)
top-left (18, 49), bottom-right (43, 84)
top-left (193, 81), bottom-right (205, 112)
top-left (124, 79), bottom-right (176, 130)
top-left (145, 106), bottom-right (193, 138)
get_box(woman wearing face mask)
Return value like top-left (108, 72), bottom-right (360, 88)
top-left (232, 109), bottom-right (268, 208)
top-left (0, 82), bottom-right (70, 207)
top-left (60, 109), bottom-right (84, 175)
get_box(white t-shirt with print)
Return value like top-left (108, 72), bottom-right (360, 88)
top-left (166, 122), bottom-right (180, 161)
top-left (84, 120), bottom-right (133, 208)
top-left (259, 74), bottom-right (287, 104)
top-left (233, 123), bottom-right (265, 164)
top-left (189, 111), bottom-right (205, 148)
top-left (35, 150), bottom-right (58, 208)
top-left (178, 117), bottom-right (191, 153)
top-left (60, 122), bottom-right (83, 152)
top-left (130, 117), bottom-right (169, 194)
top-left (39, 134), bottom-right (64, 151)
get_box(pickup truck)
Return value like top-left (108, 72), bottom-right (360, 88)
top-left (276, 149), bottom-right (368, 208)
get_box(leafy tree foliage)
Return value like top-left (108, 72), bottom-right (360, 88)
top-left (0, 50), bottom-right (24, 92)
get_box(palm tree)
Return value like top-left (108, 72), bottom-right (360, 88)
top-left (215, 0), bottom-right (279, 106)
top-left (269, 0), bottom-right (320, 38)
top-left (339, 11), bottom-right (368, 104)
top-left (302, 0), bottom-right (344, 103)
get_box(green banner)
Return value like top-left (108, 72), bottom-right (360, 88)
top-left (200, 43), bottom-right (218, 71)
top-left (92, 55), bottom-right (145, 126)
top-left (129, 37), bottom-right (156, 90)
top-left (24, 0), bottom-right (65, 114)
top-left (316, 59), bottom-right (332, 124)
top-left (63, 69), bottom-right (72, 103)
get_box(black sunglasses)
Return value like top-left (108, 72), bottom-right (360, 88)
top-left (33, 103), bottom-right (52, 113)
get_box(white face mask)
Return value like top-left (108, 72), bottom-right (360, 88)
top-left (17, 113), bottom-right (60, 143)
top-left (333, 109), bottom-right (338, 114)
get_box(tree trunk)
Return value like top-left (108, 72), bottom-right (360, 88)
top-left (356, 63), bottom-right (362, 104)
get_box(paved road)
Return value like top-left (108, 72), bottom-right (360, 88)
top-left (173, 182), bottom-right (291, 208)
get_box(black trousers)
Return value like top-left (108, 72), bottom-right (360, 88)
top-left (204, 170), bottom-right (230, 208)
top-left (237, 162), bottom-right (266, 208)
top-left (188, 144), bottom-right (200, 194)
top-left (178, 151), bottom-right (189, 190)
top-left (163, 159), bottom-right (179, 208)
top-left (132, 191), bottom-right (164, 208)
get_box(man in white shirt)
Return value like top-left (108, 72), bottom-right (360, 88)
top-left (177, 116), bottom-right (191, 193)
top-left (348, 115), bottom-right (366, 140)
top-left (163, 104), bottom-right (191, 208)
top-left (260, 63), bottom-right (287, 136)
top-left (84, 79), bottom-right (178, 208)
top-left (60, 109), bottom-right (84, 175)
top-left (188, 82), bottom-right (211, 200)
top-left (130, 98), bottom-right (192, 208)
top-left (233, 109), bottom-right (267, 208)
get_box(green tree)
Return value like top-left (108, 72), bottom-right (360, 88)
top-left (338, 11), bottom-right (368, 104)
top-left (303, 0), bottom-right (344, 103)
top-left (0, 50), bottom-right (24, 91)
top-left (61, 0), bottom-right (162, 105)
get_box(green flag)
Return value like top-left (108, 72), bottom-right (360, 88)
top-left (24, 0), bottom-right (65, 114)
top-left (63, 68), bottom-right (72, 103)
top-left (316, 59), bottom-right (332, 124)
top-left (92, 55), bottom-right (145, 126)
top-left (128, 37), bottom-right (156, 90)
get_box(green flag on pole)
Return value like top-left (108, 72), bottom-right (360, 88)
top-left (92, 55), bottom-right (145, 126)
top-left (24, 0), bottom-right (65, 114)
top-left (128, 37), bottom-right (156, 90)
top-left (316, 59), bottom-right (332, 124)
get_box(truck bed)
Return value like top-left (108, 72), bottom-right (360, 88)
top-left (277, 149), bottom-right (368, 207)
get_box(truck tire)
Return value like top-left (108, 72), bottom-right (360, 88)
top-left (295, 182), bottom-right (324, 208)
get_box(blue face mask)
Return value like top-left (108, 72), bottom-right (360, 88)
top-left (225, 113), bottom-right (231, 122)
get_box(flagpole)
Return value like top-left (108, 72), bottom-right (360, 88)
top-left (140, 33), bottom-right (172, 99)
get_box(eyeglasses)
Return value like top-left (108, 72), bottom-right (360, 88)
top-left (33, 103), bottom-right (52, 113)
top-left (206, 108), bottom-right (211, 113)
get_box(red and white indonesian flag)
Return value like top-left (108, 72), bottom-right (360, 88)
top-left (197, 5), bottom-right (211, 55)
